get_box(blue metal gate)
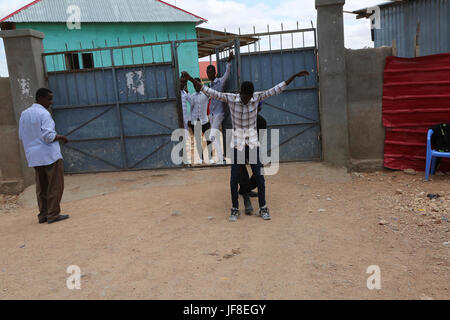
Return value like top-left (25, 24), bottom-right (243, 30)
top-left (216, 28), bottom-right (321, 162)
top-left (44, 42), bottom-right (182, 173)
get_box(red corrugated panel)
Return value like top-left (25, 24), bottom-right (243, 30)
top-left (382, 53), bottom-right (450, 172)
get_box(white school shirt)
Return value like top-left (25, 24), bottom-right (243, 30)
top-left (181, 89), bottom-right (189, 125)
top-left (181, 90), bottom-right (209, 125)
top-left (208, 62), bottom-right (231, 116)
top-left (18, 103), bottom-right (63, 167)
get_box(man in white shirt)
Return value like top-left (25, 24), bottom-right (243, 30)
top-left (182, 70), bottom-right (309, 222)
top-left (180, 77), bottom-right (189, 130)
top-left (206, 52), bottom-right (233, 163)
top-left (181, 78), bottom-right (211, 164)
top-left (19, 88), bottom-right (69, 224)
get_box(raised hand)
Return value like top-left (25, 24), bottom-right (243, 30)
top-left (295, 70), bottom-right (309, 77)
top-left (227, 51), bottom-right (234, 63)
top-left (285, 70), bottom-right (310, 86)
top-left (181, 71), bottom-right (192, 81)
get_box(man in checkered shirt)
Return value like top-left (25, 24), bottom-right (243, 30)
top-left (182, 70), bottom-right (309, 222)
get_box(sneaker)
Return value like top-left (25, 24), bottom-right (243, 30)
top-left (258, 206), bottom-right (271, 220)
top-left (243, 194), bottom-right (253, 215)
top-left (229, 208), bottom-right (240, 222)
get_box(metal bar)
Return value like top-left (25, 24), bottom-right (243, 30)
top-left (80, 42), bottom-right (90, 105)
top-left (268, 25), bottom-right (274, 87)
top-left (140, 42), bottom-right (149, 101)
top-left (121, 105), bottom-right (175, 132)
top-left (257, 36), bottom-right (263, 91)
top-left (110, 48), bottom-right (128, 169)
top-left (52, 97), bottom-right (178, 110)
top-left (44, 61), bottom-right (191, 75)
top-left (62, 144), bottom-right (122, 170)
top-left (302, 33), bottom-right (307, 86)
top-left (234, 38), bottom-right (241, 90)
top-left (171, 41), bottom-right (183, 128)
top-left (266, 122), bottom-right (318, 128)
top-left (128, 140), bottom-right (173, 169)
top-left (43, 28), bottom-right (316, 57)
top-left (64, 106), bottom-right (114, 137)
top-left (91, 40), bottom-right (99, 105)
top-left (71, 52), bottom-right (81, 106)
top-left (276, 124), bottom-right (316, 149)
top-left (247, 32), bottom-right (253, 84)
top-left (280, 24), bottom-right (285, 84)
top-left (291, 29), bottom-right (296, 87)
top-left (262, 100), bottom-right (318, 122)
top-left (239, 46), bottom-right (317, 56)
top-left (67, 133), bottom-right (173, 143)
top-left (163, 47), bottom-right (169, 98)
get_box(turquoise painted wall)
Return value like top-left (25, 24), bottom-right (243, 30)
top-left (17, 22), bottom-right (199, 112)
top-left (16, 22), bottom-right (199, 81)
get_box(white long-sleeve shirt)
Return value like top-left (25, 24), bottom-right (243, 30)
top-left (18, 103), bottom-right (63, 167)
top-left (181, 90), bottom-right (209, 125)
top-left (207, 62), bottom-right (231, 116)
top-left (181, 90), bottom-right (189, 125)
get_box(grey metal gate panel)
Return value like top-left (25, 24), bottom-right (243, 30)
top-left (46, 45), bottom-right (182, 173)
top-left (217, 44), bottom-right (321, 162)
top-left (240, 48), bottom-right (321, 161)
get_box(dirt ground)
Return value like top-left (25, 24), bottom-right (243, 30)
top-left (0, 162), bottom-right (449, 300)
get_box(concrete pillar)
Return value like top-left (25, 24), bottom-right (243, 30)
top-left (0, 29), bottom-right (47, 190)
top-left (315, 0), bottom-right (350, 167)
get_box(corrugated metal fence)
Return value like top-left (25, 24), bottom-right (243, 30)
top-left (383, 53), bottom-right (450, 172)
top-left (375, 0), bottom-right (450, 57)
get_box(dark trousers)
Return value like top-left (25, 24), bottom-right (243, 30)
top-left (230, 147), bottom-right (266, 209)
top-left (34, 159), bottom-right (64, 222)
top-left (188, 121), bottom-right (212, 161)
top-left (239, 166), bottom-right (258, 195)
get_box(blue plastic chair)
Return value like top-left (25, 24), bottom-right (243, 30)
top-left (425, 129), bottom-right (450, 181)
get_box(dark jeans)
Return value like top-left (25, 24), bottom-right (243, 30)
top-left (239, 166), bottom-right (257, 195)
top-left (188, 121), bottom-right (212, 161)
top-left (230, 147), bottom-right (266, 209)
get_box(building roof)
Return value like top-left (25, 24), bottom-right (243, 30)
top-left (353, 0), bottom-right (412, 18)
top-left (195, 27), bottom-right (258, 58)
top-left (0, 0), bottom-right (207, 24)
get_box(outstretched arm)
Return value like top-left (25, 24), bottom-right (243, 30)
top-left (217, 51), bottom-right (234, 85)
top-left (257, 70), bottom-right (310, 101)
top-left (285, 70), bottom-right (309, 86)
top-left (181, 71), bottom-right (230, 103)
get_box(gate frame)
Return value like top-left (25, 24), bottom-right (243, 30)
top-left (41, 26), bottom-right (322, 173)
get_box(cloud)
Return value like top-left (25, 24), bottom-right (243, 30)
top-left (0, 0), bottom-right (385, 76)
top-left (0, 0), bottom-right (33, 76)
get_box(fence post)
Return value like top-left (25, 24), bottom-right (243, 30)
top-left (315, 0), bottom-right (350, 167)
top-left (0, 29), bottom-right (47, 191)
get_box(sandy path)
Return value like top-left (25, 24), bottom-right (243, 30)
top-left (0, 163), bottom-right (448, 299)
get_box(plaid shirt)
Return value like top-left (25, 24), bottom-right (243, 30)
top-left (201, 81), bottom-right (287, 151)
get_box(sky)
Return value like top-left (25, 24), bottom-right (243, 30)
top-left (0, 0), bottom-right (384, 76)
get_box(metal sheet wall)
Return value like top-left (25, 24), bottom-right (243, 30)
top-left (375, 0), bottom-right (450, 57)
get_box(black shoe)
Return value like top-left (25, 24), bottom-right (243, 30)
top-left (47, 215), bottom-right (70, 224)
top-left (243, 194), bottom-right (253, 215)
top-left (229, 208), bottom-right (240, 222)
top-left (38, 218), bottom-right (47, 224)
top-left (247, 191), bottom-right (258, 198)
